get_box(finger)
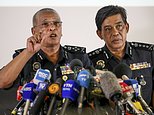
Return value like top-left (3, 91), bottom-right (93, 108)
top-left (27, 38), bottom-right (34, 52)
top-left (33, 33), bottom-right (41, 43)
top-left (96, 69), bottom-right (105, 75)
top-left (40, 29), bottom-right (50, 41)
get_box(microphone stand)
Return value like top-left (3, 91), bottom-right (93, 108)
top-left (113, 96), bottom-right (125, 115)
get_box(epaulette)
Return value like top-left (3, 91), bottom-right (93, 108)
top-left (130, 42), bottom-right (154, 51)
top-left (63, 45), bottom-right (86, 53)
top-left (15, 48), bottom-right (25, 53)
top-left (88, 48), bottom-right (103, 57)
top-left (13, 48), bottom-right (25, 58)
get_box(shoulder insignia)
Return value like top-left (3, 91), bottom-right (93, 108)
top-left (130, 42), bottom-right (154, 51)
top-left (88, 48), bottom-right (103, 57)
top-left (63, 45), bottom-right (86, 53)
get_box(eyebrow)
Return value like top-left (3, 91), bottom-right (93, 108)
top-left (104, 21), bottom-right (123, 28)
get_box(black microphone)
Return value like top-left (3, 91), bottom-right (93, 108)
top-left (70, 59), bottom-right (83, 79)
top-left (113, 63), bottom-right (132, 79)
top-left (29, 81), bottom-right (49, 115)
top-left (47, 78), bottom-right (63, 115)
top-left (11, 99), bottom-right (25, 115)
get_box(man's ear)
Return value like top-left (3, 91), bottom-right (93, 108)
top-left (96, 30), bottom-right (103, 40)
top-left (31, 27), bottom-right (35, 35)
top-left (126, 23), bottom-right (129, 33)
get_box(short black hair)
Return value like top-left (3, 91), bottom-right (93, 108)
top-left (32, 8), bottom-right (59, 26)
top-left (95, 5), bottom-right (127, 31)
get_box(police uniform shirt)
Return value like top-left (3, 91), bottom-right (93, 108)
top-left (0, 45), bottom-right (93, 114)
top-left (88, 41), bottom-right (154, 105)
top-left (14, 45), bottom-right (92, 85)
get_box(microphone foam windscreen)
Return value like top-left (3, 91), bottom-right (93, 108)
top-left (70, 59), bottom-right (83, 71)
top-left (99, 71), bottom-right (122, 101)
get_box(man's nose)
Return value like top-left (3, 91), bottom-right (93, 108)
top-left (112, 27), bottom-right (119, 36)
top-left (48, 23), bottom-right (56, 30)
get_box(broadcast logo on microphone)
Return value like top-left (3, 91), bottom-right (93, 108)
top-left (33, 69), bottom-right (51, 85)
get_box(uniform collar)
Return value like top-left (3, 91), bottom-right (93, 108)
top-left (125, 42), bottom-right (133, 59)
top-left (103, 41), bottom-right (133, 60)
top-left (37, 45), bottom-right (67, 62)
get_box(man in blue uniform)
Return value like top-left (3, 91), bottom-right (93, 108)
top-left (0, 8), bottom-right (93, 114)
top-left (88, 5), bottom-right (154, 111)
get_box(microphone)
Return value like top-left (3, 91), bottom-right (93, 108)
top-left (99, 71), bottom-right (125, 114)
top-left (47, 78), bottom-right (63, 115)
top-left (33, 68), bottom-right (51, 85)
top-left (119, 81), bottom-right (143, 114)
top-left (22, 82), bottom-right (36, 115)
top-left (29, 69), bottom-right (51, 115)
top-left (123, 76), bottom-right (153, 114)
top-left (113, 63), bottom-right (132, 79)
top-left (16, 85), bottom-right (23, 101)
top-left (59, 80), bottom-right (80, 115)
top-left (29, 81), bottom-right (49, 115)
top-left (77, 69), bottom-right (91, 109)
top-left (99, 71), bottom-right (122, 101)
top-left (136, 75), bottom-right (146, 86)
top-left (70, 59), bottom-right (83, 79)
top-left (123, 79), bottom-right (139, 97)
top-left (11, 99), bottom-right (25, 115)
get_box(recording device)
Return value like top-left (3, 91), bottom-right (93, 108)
top-left (22, 82), bottom-right (36, 115)
top-left (77, 69), bottom-right (91, 108)
top-left (59, 80), bottom-right (80, 115)
top-left (47, 78), bottom-right (63, 115)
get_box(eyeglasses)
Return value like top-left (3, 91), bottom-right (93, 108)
top-left (34, 21), bottom-right (62, 28)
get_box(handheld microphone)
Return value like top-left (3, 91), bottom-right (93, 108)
top-left (77, 69), bottom-right (91, 108)
top-left (22, 82), bottom-right (36, 115)
top-left (59, 80), bottom-right (80, 115)
top-left (47, 78), bottom-right (63, 115)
